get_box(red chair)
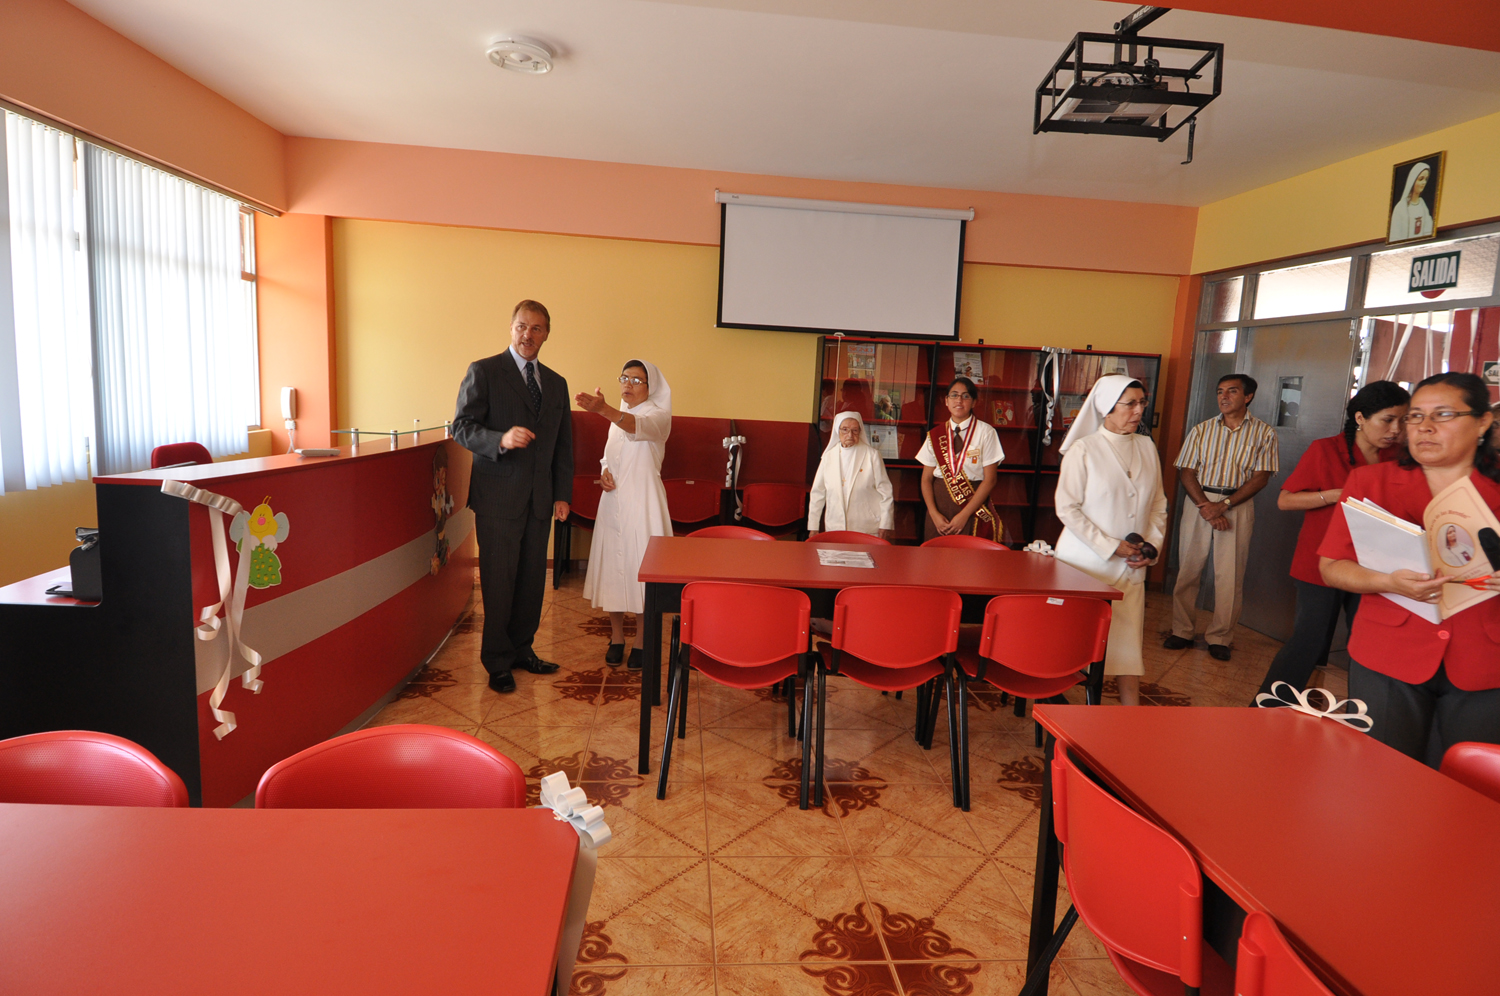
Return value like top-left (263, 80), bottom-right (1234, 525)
top-left (921, 534), bottom-right (1008, 551)
top-left (1234, 911), bottom-right (1333, 996)
top-left (0, 731), bottom-right (188, 807)
top-left (554, 473), bottom-right (606, 587)
top-left (663, 478), bottom-right (722, 530)
top-left (687, 524), bottom-right (773, 540)
top-left (809, 531), bottom-right (889, 545)
top-left (1037, 743), bottom-right (1233, 996)
top-left (1440, 741), bottom-right (1500, 804)
top-left (256, 724), bottom-right (526, 809)
top-left (816, 586), bottom-right (962, 808)
top-left (741, 482), bottom-right (807, 538)
top-left (954, 594), bottom-right (1112, 764)
top-left (659, 582), bottom-right (814, 807)
top-left (150, 442), bottom-right (212, 468)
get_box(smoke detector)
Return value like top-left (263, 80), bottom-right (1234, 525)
top-left (487, 38), bottom-right (555, 74)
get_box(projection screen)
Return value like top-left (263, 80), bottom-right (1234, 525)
top-left (715, 192), bottom-right (973, 339)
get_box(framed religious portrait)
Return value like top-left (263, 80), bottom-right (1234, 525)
top-left (1386, 151), bottom-right (1445, 246)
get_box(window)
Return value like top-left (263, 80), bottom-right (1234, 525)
top-left (0, 110), bottom-right (259, 490)
top-left (1364, 233), bottom-right (1499, 310)
top-left (1252, 258), bottom-right (1351, 320)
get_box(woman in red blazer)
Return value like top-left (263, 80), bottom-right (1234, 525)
top-left (1319, 372), bottom-right (1500, 763)
top-left (1255, 380), bottom-right (1408, 699)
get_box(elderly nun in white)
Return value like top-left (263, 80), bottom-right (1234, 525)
top-left (575, 360), bottom-right (673, 669)
top-left (808, 411), bottom-right (895, 539)
top-left (1054, 374), bottom-right (1167, 706)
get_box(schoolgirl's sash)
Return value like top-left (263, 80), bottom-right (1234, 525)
top-left (931, 423), bottom-right (998, 539)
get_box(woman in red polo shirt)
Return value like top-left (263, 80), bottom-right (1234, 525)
top-left (1254, 381), bottom-right (1409, 698)
top-left (1319, 372), bottom-right (1500, 763)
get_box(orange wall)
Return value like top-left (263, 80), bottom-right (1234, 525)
top-left (255, 214), bottom-right (336, 453)
top-left (0, 0), bottom-right (285, 209)
top-left (285, 137), bottom-right (1199, 276)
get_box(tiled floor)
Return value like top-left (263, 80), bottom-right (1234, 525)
top-left (367, 570), bottom-right (1345, 996)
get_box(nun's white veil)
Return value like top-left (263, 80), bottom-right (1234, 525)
top-left (822, 411), bottom-right (871, 457)
top-left (1058, 374), bottom-right (1140, 454)
top-left (623, 359), bottom-right (671, 416)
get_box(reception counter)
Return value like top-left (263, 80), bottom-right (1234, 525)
top-left (0, 434), bottom-right (477, 806)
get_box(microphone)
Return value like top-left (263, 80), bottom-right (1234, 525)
top-left (1125, 532), bottom-right (1158, 562)
top-left (1479, 527), bottom-right (1500, 571)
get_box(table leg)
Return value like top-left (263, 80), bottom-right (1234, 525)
top-left (1026, 733), bottom-right (1061, 996)
top-left (1084, 660), bottom-right (1104, 706)
top-left (639, 583), bottom-right (661, 774)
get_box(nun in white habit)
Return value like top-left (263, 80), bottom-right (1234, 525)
top-left (575, 360), bottom-right (673, 669)
top-left (1054, 374), bottom-right (1167, 706)
top-left (808, 412), bottom-right (895, 539)
top-left (1389, 162), bottom-right (1435, 243)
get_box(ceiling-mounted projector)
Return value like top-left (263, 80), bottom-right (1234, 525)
top-left (1033, 6), bottom-right (1223, 164)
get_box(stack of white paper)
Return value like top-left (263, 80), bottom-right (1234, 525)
top-left (1341, 498), bottom-right (1440, 623)
top-left (816, 549), bottom-right (876, 569)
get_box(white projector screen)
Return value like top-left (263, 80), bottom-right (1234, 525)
top-left (716, 192), bottom-right (971, 339)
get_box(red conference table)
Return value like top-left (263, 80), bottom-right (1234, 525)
top-left (0, 804), bottom-right (578, 995)
top-left (1027, 704), bottom-right (1500, 996)
top-left (635, 537), bottom-right (1122, 774)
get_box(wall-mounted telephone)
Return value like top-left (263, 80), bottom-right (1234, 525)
top-left (281, 387), bottom-right (298, 453)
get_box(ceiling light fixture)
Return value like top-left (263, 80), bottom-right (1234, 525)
top-left (487, 37), bottom-right (555, 75)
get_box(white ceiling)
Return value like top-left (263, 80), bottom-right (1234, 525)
top-left (69, 0), bottom-right (1500, 206)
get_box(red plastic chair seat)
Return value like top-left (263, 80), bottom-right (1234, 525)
top-left (0, 730), bottom-right (188, 807)
top-left (688, 525), bottom-right (773, 540)
top-left (569, 474), bottom-right (604, 522)
top-left (688, 646), bottom-right (802, 690)
top-left (921, 534), bottom-right (1007, 551)
top-left (956, 651), bottom-right (1084, 699)
top-left (811, 531), bottom-right (889, 545)
top-left (818, 644), bottom-right (944, 691)
top-left (664, 478), bottom-right (721, 524)
top-left (1234, 910), bottom-right (1333, 996)
top-left (256, 724), bottom-right (526, 809)
top-left (1440, 741), bottom-right (1500, 804)
top-left (1110, 943), bottom-right (1235, 996)
top-left (742, 483), bottom-right (807, 527)
top-left (150, 442), bottom-right (213, 468)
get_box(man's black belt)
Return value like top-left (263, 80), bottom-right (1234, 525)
top-left (1200, 485), bottom-right (1239, 495)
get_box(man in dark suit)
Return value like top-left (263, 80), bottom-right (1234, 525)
top-left (453, 300), bottom-right (573, 693)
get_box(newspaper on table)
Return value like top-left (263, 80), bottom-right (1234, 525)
top-left (817, 548), bottom-right (876, 568)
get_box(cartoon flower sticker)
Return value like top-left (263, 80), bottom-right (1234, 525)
top-left (230, 496), bottom-right (290, 589)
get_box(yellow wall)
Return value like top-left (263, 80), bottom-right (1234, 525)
top-left (1193, 110), bottom-right (1500, 275)
top-left (334, 219), bottom-right (1182, 430)
top-left (0, 480), bottom-right (99, 588)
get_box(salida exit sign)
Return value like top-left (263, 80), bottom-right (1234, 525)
top-left (1409, 250), bottom-right (1460, 297)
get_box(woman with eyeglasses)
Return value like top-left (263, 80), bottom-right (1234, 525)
top-left (575, 361), bottom-right (673, 668)
top-left (1253, 381), bottom-right (1410, 701)
top-left (1319, 372), bottom-right (1500, 762)
top-left (808, 411), bottom-right (895, 540)
top-left (1052, 376), bottom-right (1167, 706)
top-left (917, 376), bottom-right (1004, 540)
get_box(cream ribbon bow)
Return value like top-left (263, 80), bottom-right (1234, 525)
top-left (161, 480), bottom-right (266, 739)
top-left (1254, 681), bottom-right (1373, 732)
top-left (1023, 539), bottom-right (1055, 557)
top-left (537, 771), bottom-right (611, 994)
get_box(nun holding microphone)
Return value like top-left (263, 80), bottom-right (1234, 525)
top-left (1054, 374), bottom-right (1168, 706)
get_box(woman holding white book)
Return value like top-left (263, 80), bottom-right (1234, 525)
top-left (1319, 373), bottom-right (1500, 763)
top-left (1254, 381), bottom-right (1409, 700)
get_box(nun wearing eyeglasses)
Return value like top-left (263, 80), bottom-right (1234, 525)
top-left (808, 411), bottom-right (895, 540)
top-left (575, 360), bottom-right (673, 669)
top-left (1053, 375), bottom-right (1167, 706)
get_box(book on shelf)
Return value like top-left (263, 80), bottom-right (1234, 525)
top-left (1341, 477), bottom-right (1500, 623)
top-left (846, 343), bottom-right (876, 380)
top-left (952, 351), bottom-right (983, 380)
top-left (992, 399), bottom-right (1017, 427)
top-left (1058, 394), bottom-right (1087, 428)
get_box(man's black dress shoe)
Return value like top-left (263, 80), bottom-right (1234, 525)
top-left (1208, 643), bottom-right (1232, 661)
top-left (515, 654), bottom-right (561, 675)
top-left (1162, 635), bottom-right (1194, 650)
top-left (627, 648), bottom-right (642, 671)
top-left (605, 643), bottom-right (624, 665)
top-left (488, 670), bottom-right (517, 693)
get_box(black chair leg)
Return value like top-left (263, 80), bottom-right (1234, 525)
top-left (799, 665), bottom-right (815, 809)
top-left (678, 664), bottom-right (690, 740)
top-left (894, 690), bottom-right (903, 700)
top-left (914, 682), bottom-right (928, 746)
top-left (656, 651), bottom-right (684, 799)
top-left (945, 671), bottom-right (962, 808)
top-left (1014, 695), bottom-right (1027, 718)
top-left (815, 669), bottom-right (828, 809)
top-left (786, 676), bottom-right (797, 738)
top-left (1000, 691), bottom-right (1010, 705)
top-left (956, 668), bottom-right (971, 812)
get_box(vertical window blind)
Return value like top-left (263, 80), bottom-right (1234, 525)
top-left (0, 109), bottom-right (259, 490)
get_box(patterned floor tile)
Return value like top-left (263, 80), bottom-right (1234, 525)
top-left (587, 856), bottom-right (714, 966)
top-left (711, 857), bottom-right (870, 963)
top-left (854, 857), bottom-right (1033, 962)
top-left (894, 960), bottom-right (1079, 996)
top-left (836, 784), bottom-right (986, 857)
top-left (716, 963), bottom-right (899, 996)
top-left (569, 963), bottom-right (716, 996)
top-left (704, 777), bottom-right (850, 855)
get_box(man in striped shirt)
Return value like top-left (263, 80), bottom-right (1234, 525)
top-left (1164, 374), bottom-right (1279, 661)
